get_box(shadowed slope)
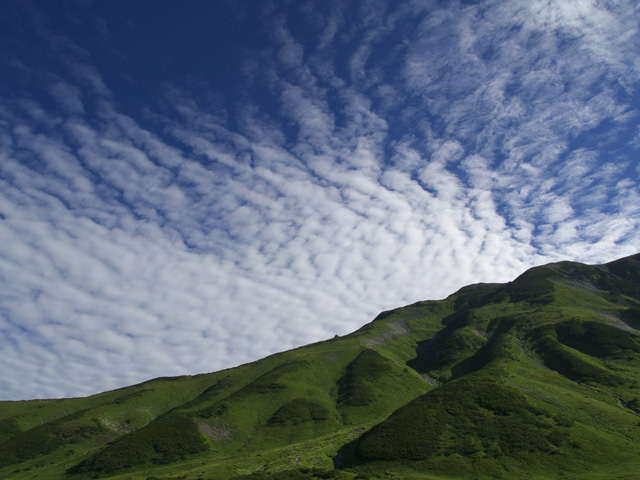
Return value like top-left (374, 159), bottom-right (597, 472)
top-left (336, 254), bottom-right (640, 479)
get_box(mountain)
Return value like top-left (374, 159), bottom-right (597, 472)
top-left (1, 253), bottom-right (640, 480)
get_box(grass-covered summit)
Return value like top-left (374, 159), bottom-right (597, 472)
top-left (1, 253), bottom-right (640, 480)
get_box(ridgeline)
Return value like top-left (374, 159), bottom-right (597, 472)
top-left (2, 254), bottom-right (640, 479)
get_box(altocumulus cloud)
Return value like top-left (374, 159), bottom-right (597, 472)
top-left (0, 0), bottom-right (639, 400)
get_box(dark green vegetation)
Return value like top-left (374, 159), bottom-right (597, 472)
top-left (2, 254), bottom-right (640, 480)
top-left (68, 413), bottom-right (208, 475)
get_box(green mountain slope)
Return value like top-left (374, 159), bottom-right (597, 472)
top-left (1, 253), bottom-right (640, 480)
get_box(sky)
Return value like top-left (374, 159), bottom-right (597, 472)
top-left (1, 0), bottom-right (639, 401)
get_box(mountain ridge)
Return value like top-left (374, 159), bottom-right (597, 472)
top-left (1, 253), bottom-right (640, 479)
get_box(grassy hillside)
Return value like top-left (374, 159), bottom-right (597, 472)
top-left (1, 253), bottom-right (639, 480)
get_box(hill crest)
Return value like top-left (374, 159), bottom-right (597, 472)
top-left (1, 253), bottom-right (640, 480)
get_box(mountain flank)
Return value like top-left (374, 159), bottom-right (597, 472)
top-left (1, 253), bottom-right (640, 480)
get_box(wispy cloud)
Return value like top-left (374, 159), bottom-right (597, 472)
top-left (0, 0), bottom-right (638, 400)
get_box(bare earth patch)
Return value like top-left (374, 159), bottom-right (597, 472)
top-left (198, 421), bottom-right (235, 442)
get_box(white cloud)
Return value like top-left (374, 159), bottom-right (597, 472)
top-left (0, 0), bottom-right (639, 400)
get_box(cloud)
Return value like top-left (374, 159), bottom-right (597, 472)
top-left (0, 0), bottom-right (639, 400)
top-left (49, 80), bottom-right (85, 115)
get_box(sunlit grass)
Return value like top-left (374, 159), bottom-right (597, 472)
top-left (1, 254), bottom-right (639, 479)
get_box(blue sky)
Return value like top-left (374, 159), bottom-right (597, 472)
top-left (1, 0), bottom-right (639, 400)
